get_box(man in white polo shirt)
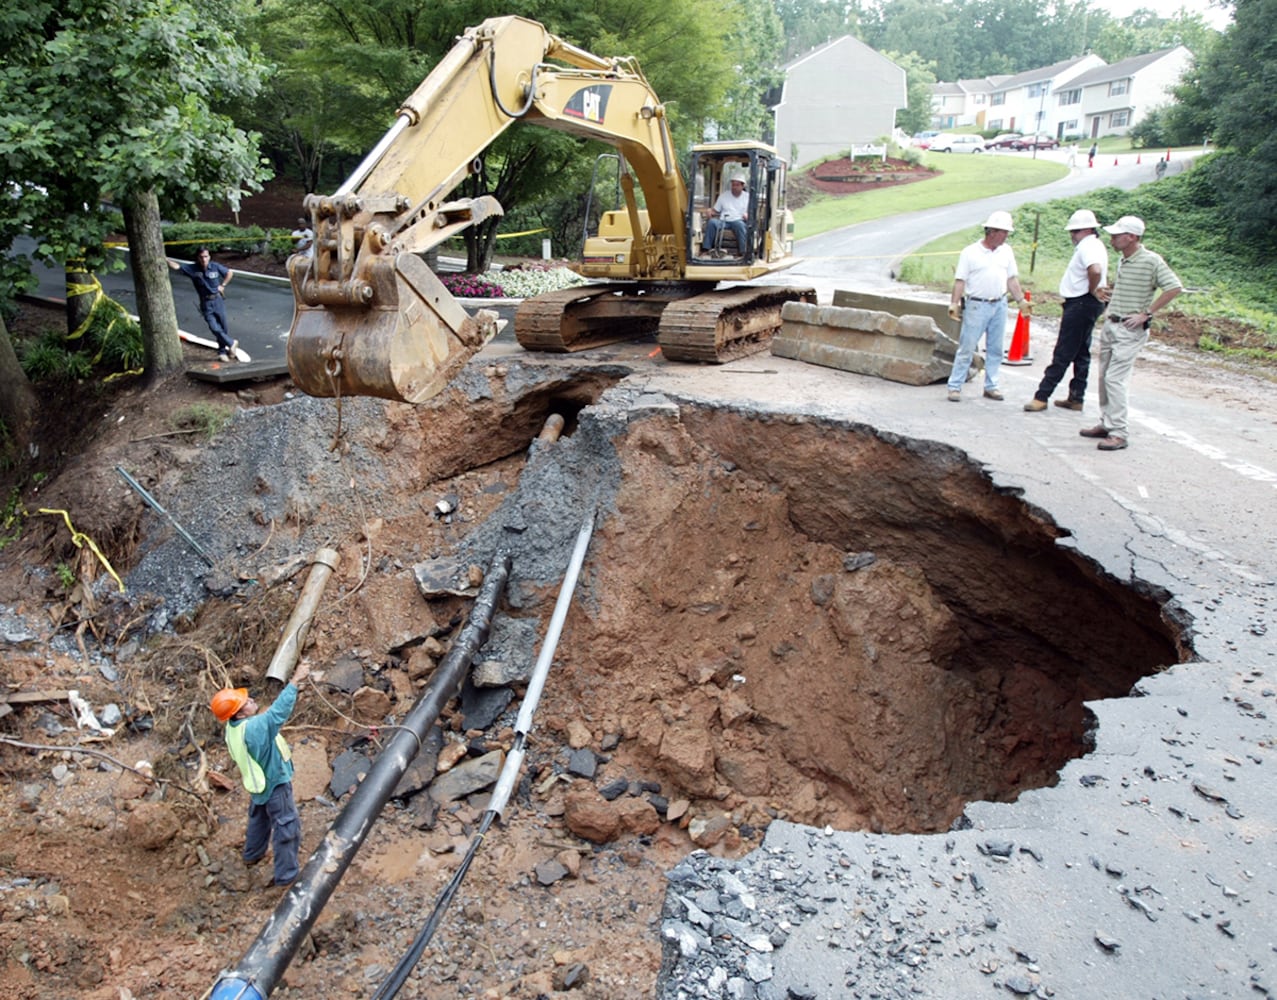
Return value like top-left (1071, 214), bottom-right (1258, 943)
top-left (1024, 208), bottom-right (1108, 412)
top-left (1083, 215), bottom-right (1183, 451)
top-left (945, 210), bottom-right (1030, 402)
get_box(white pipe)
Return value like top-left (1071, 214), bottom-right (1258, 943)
top-left (514, 514), bottom-right (594, 736)
top-left (489, 513), bottom-right (594, 818)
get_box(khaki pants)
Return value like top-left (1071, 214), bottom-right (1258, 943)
top-left (1097, 317), bottom-right (1149, 437)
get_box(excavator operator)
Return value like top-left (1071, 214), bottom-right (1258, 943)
top-left (701, 174), bottom-right (749, 258)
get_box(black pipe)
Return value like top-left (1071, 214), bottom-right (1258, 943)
top-left (209, 550), bottom-right (513, 1000)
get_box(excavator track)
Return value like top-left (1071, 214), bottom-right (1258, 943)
top-left (657, 285), bottom-right (816, 363)
top-left (515, 284), bottom-right (698, 352)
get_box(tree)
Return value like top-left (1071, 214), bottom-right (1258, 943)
top-left (891, 51), bottom-right (939, 135)
top-left (0, 0), bottom-right (270, 389)
top-left (773, 0), bottom-right (864, 61)
top-left (1175, 0), bottom-right (1273, 249)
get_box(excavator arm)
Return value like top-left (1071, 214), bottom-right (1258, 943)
top-left (287, 15), bottom-right (688, 402)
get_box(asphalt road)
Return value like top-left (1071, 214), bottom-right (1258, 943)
top-left (15, 237), bottom-right (294, 364)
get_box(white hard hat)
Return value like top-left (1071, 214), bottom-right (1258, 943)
top-left (1065, 209), bottom-right (1099, 231)
top-left (983, 210), bottom-right (1015, 232)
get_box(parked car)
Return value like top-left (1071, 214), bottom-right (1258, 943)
top-left (984, 133), bottom-right (1024, 150)
top-left (930, 133), bottom-right (986, 153)
top-left (1010, 134), bottom-right (1060, 151)
top-left (912, 130), bottom-right (940, 149)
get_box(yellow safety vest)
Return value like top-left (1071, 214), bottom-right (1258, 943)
top-left (225, 721), bottom-right (291, 795)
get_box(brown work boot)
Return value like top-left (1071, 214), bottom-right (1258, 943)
top-left (1023, 399), bottom-right (1047, 411)
top-left (1079, 425), bottom-right (1110, 438)
top-left (1054, 398), bottom-right (1083, 411)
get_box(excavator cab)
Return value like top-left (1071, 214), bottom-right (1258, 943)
top-left (686, 143), bottom-right (793, 267)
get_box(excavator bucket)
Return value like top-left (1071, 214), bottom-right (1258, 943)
top-left (286, 252), bottom-right (496, 404)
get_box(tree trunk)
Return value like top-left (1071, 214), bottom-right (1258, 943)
top-left (65, 258), bottom-right (99, 341)
top-left (121, 187), bottom-right (184, 379)
top-left (0, 313), bottom-right (38, 454)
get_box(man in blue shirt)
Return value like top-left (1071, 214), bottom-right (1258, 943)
top-left (168, 248), bottom-right (238, 361)
top-left (210, 661), bottom-right (310, 888)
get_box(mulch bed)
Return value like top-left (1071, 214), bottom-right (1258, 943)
top-left (804, 156), bottom-right (937, 195)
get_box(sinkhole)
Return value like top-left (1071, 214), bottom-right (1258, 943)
top-left (537, 403), bottom-right (1190, 836)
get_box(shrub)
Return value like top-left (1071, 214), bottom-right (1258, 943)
top-left (162, 222), bottom-right (270, 256)
top-left (20, 331), bottom-right (92, 381)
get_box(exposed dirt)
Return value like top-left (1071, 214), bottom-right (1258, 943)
top-left (0, 291), bottom-right (1199, 1000)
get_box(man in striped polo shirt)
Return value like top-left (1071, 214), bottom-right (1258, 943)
top-left (1084, 216), bottom-right (1183, 451)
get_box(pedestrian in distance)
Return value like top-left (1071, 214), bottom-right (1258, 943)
top-left (290, 217), bottom-right (314, 258)
top-left (1088, 142), bottom-right (1098, 168)
top-left (945, 210), bottom-right (1031, 402)
top-left (168, 248), bottom-right (237, 361)
top-left (1083, 216), bottom-right (1183, 451)
top-left (1024, 209), bottom-right (1108, 413)
top-left (701, 172), bottom-right (750, 258)
top-left (210, 661), bottom-right (311, 889)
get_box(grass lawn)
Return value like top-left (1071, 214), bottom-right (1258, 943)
top-left (794, 154), bottom-right (1067, 239)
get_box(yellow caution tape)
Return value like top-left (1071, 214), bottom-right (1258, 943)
top-left (103, 367), bottom-right (145, 383)
top-left (66, 272), bottom-right (104, 341)
top-left (495, 227), bottom-right (548, 239)
top-left (38, 509), bottom-right (126, 594)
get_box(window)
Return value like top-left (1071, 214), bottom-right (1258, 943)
top-left (1064, 120), bottom-right (1078, 131)
top-left (1111, 110), bottom-right (1130, 127)
top-left (1109, 79), bottom-right (1129, 97)
top-left (973, 94), bottom-right (986, 105)
top-left (991, 92), bottom-right (1005, 106)
top-left (989, 119), bottom-right (1003, 130)
top-left (1028, 83), bottom-right (1049, 99)
top-left (1058, 89), bottom-right (1081, 106)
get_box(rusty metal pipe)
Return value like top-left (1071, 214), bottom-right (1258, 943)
top-left (208, 550), bottom-right (512, 1000)
top-left (536, 413), bottom-right (565, 444)
top-left (265, 548), bottom-right (340, 684)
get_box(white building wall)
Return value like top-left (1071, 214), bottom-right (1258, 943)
top-left (774, 37), bottom-right (906, 167)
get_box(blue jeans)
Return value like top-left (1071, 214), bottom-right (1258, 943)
top-left (244, 781), bottom-right (301, 886)
top-left (703, 217), bottom-right (747, 254)
top-left (199, 296), bottom-right (234, 352)
top-left (947, 298), bottom-right (1008, 392)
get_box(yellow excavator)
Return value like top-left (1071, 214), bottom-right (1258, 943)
top-left (286, 15), bottom-right (812, 403)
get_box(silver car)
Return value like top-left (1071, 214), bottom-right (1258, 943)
top-left (930, 134), bottom-right (986, 153)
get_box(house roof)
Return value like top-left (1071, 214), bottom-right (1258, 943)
top-left (934, 82), bottom-right (965, 96)
top-left (783, 35), bottom-right (901, 73)
top-left (996, 55), bottom-right (1098, 91)
top-left (1068, 47), bottom-right (1186, 88)
top-left (956, 77), bottom-right (998, 94)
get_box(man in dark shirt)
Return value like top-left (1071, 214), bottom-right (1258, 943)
top-left (168, 248), bottom-right (237, 361)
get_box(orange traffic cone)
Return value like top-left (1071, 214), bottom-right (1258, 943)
top-left (1113, 157), bottom-right (1119, 166)
top-left (1166, 148), bottom-right (1172, 161)
top-left (1005, 292), bottom-right (1032, 365)
top-left (1136, 154), bottom-right (1141, 164)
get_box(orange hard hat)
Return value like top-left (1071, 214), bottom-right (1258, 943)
top-left (210, 687), bottom-right (249, 722)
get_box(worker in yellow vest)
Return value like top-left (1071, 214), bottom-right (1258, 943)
top-left (210, 661), bottom-right (310, 888)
